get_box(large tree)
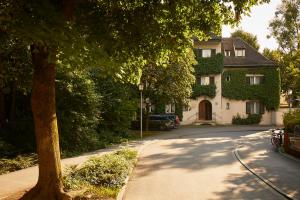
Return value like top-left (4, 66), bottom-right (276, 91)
top-left (141, 49), bottom-right (195, 130)
top-left (231, 29), bottom-right (260, 50)
top-left (1, 0), bottom-right (270, 199)
top-left (267, 0), bottom-right (300, 93)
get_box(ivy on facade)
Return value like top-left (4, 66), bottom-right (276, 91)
top-left (192, 84), bottom-right (216, 98)
top-left (191, 52), bottom-right (223, 98)
top-left (194, 53), bottom-right (224, 75)
top-left (222, 68), bottom-right (280, 110)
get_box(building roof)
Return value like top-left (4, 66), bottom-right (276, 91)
top-left (222, 37), bottom-right (275, 67)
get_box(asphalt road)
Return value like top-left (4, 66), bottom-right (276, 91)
top-left (123, 126), bottom-right (288, 200)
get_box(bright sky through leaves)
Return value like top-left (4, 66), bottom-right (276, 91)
top-left (222, 0), bottom-right (282, 51)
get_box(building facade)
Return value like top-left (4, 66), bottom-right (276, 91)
top-left (181, 37), bottom-right (281, 125)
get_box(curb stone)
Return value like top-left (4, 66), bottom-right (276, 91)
top-left (116, 139), bottom-right (157, 200)
top-left (234, 148), bottom-right (297, 200)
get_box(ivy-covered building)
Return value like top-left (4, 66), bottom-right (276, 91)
top-left (182, 36), bottom-right (281, 125)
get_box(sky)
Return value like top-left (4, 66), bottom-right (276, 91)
top-left (222, 0), bottom-right (282, 51)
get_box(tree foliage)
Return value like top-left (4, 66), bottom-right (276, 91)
top-left (142, 49), bottom-right (195, 107)
top-left (231, 29), bottom-right (260, 50)
top-left (0, 0), bottom-right (272, 198)
top-left (267, 0), bottom-right (300, 95)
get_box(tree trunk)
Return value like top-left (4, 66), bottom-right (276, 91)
top-left (0, 62), bottom-right (5, 128)
top-left (21, 45), bottom-right (70, 200)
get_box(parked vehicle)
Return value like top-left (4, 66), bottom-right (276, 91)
top-left (163, 114), bottom-right (180, 128)
top-left (271, 128), bottom-right (284, 151)
top-left (131, 115), bottom-right (174, 131)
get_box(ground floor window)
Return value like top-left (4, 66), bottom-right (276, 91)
top-left (246, 101), bottom-right (265, 114)
top-left (165, 104), bottom-right (175, 113)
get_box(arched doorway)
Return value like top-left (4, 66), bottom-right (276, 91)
top-left (199, 100), bottom-right (212, 120)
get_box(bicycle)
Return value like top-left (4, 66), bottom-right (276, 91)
top-left (271, 128), bottom-right (284, 151)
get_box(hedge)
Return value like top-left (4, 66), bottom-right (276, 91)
top-left (232, 114), bottom-right (262, 125)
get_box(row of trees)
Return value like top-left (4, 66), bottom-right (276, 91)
top-left (263, 0), bottom-right (300, 97)
top-left (0, 0), bottom-right (269, 199)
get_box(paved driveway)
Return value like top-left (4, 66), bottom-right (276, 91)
top-left (124, 126), bottom-right (289, 200)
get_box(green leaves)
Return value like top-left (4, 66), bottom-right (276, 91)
top-left (222, 68), bottom-right (280, 110)
top-left (231, 29), bottom-right (260, 50)
top-left (192, 84), bottom-right (216, 98)
top-left (194, 53), bottom-right (224, 75)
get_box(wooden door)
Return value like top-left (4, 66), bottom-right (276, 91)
top-left (199, 100), bottom-right (212, 120)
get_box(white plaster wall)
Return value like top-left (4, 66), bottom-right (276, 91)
top-left (182, 74), bottom-right (222, 125)
top-left (182, 41), bottom-right (223, 125)
top-left (220, 98), bottom-right (273, 125)
top-left (274, 108), bottom-right (300, 126)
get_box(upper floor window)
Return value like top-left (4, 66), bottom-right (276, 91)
top-left (197, 76), bottom-right (215, 85)
top-left (224, 50), bottom-right (231, 57)
top-left (246, 75), bottom-right (264, 85)
top-left (202, 49), bottom-right (211, 58)
top-left (235, 49), bottom-right (245, 57)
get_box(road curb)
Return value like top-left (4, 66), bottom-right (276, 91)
top-left (234, 148), bottom-right (297, 200)
top-left (116, 139), bottom-right (158, 200)
top-left (279, 149), bottom-right (300, 163)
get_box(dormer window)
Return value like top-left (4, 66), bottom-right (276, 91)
top-left (235, 49), bottom-right (245, 57)
top-left (224, 50), bottom-right (231, 57)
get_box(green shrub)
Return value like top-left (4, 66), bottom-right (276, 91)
top-left (56, 68), bottom-right (102, 153)
top-left (63, 148), bottom-right (137, 191)
top-left (0, 153), bottom-right (37, 175)
top-left (232, 114), bottom-right (262, 125)
top-left (283, 110), bottom-right (300, 133)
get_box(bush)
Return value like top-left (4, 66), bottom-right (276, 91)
top-left (63, 148), bottom-right (137, 198)
top-left (56, 68), bottom-right (102, 153)
top-left (283, 110), bottom-right (300, 133)
top-left (232, 114), bottom-right (261, 125)
top-left (0, 153), bottom-right (37, 175)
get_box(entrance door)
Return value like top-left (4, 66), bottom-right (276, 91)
top-left (198, 100), bottom-right (212, 120)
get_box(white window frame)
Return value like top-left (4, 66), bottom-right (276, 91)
top-left (235, 49), bottom-right (245, 57)
top-left (202, 49), bottom-right (211, 58)
top-left (246, 74), bottom-right (264, 85)
top-left (226, 103), bottom-right (230, 110)
top-left (200, 76), bottom-right (209, 85)
top-left (249, 102), bottom-right (260, 114)
top-left (225, 50), bottom-right (231, 57)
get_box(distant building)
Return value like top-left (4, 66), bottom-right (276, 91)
top-left (181, 36), bottom-right (282, 125)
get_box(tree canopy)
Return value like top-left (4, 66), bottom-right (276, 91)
top-left (0, 0), bottom-right (271, 199)
top-left (266, 0), bottom-right (300, 95)
top-left (231, 29), bottom-right (260, 50)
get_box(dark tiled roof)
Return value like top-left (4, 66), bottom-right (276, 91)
top-left (222, 37), bottom-right (275, 67)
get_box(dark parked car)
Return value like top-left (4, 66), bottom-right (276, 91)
top-left (131, 115), bottom-right (174, 131)
top-left (164, 114), bottom-right (180, 128)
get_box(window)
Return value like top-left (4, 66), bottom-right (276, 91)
top-left (226, 103), bottom-right (230, 110)
top-left (225, 50), bottom-right (231, 57)
top-left (199, 76), bottom-right (215, 85)
top-left (165, 104), bottom-right (175, 113)
top-left (246, 75), bottom-right (264, 85)
top-left (246, 101), bottom-right (265, 114)
top-left (202, 49), bottom-right (211, 58)
top-left (225, 75), bottom-right (230, 82)
top-left (235, 49), bottom-right (245, 57)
